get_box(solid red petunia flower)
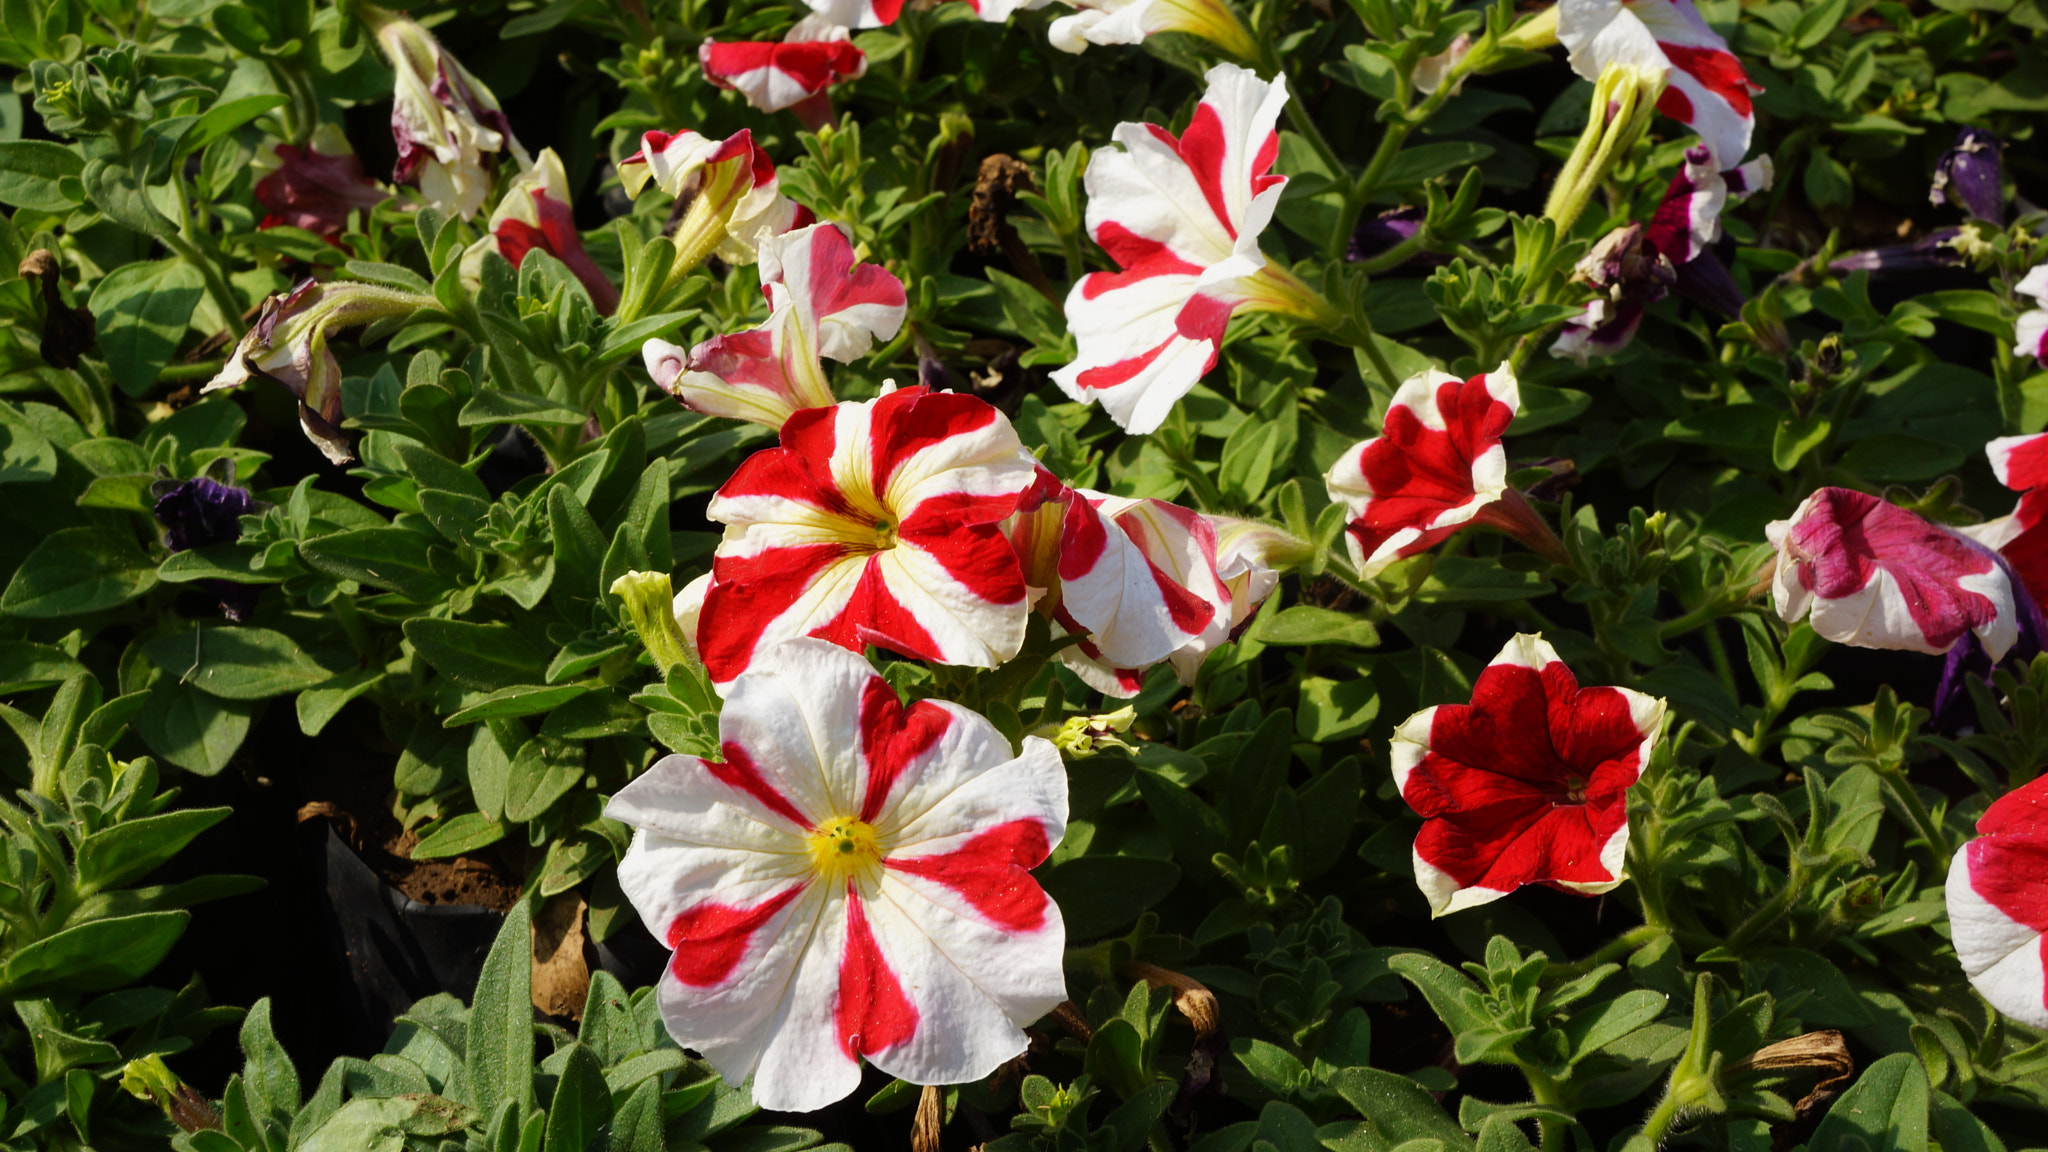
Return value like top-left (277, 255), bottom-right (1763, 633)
top-left (699, 15), bottom-right (867, 130)
top-left (607, 639), bottom-right (1068, 1111)
top-left (698, 386), bottom-right (1037, 687)
top-left (1391, 633), bottom-right (1667, 917)
top-left (1325, 364), bottom-right (1562, 578)
top-left (1948, 774), bottom-right (2048, 1028)
top-left (1768, 487), bottom-right (2017, 659)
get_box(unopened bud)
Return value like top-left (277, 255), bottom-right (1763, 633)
top-left (121, 1056), bottom-right (220, 1133)
top-left (611, 571), bottom-right (700, 676)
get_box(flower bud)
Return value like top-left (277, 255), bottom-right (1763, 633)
top-left (612, 571), bottom-right (702, 677)
top-left (1930, 126), bottom-right (2004, 224)
top-left (361, 3), bottom-right (528, 220)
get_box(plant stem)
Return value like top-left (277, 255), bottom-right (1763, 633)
top-left (1875, 765), bottom-right (1951, 873)
top-left (160, 232), bottom-right (245, 342)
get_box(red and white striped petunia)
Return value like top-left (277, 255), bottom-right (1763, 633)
top-left (2013, 265), bottom-right (2048, 368)
top-left (1392, 633), bottom-right (1666, 917)
top-left (698, 387), bottom-right (1038, 686)
top-left (1948, 774), bottom-right (2048, 1028)
top-left (804, 0), bottom-right (1046, 29)
top-left (1960, 432), bottom-right (2048, 607)
top-left (1009, 473), bottom-right (1225, 697)
top-left (644, 223), bottom-right (907, 428)
top-left (466, 148), bottom-right (617, 314)
top-left (1326, 365), bottom-right (1561, 577)
top-left (1047, 0), bottom-right (1256, 58)
top-left (699, 15), bottom-right (867, 130)
top-left (618, 128), bottom-right (810, 266)
top-left (1053, 64), bottom-right (1316, 435)
top-left (1768, 487), bottom-right (2018, 659)
top-left (1558, 0), bottom-right (1762, 171)
top-left (608, 639), bottom-right (1068, 1112)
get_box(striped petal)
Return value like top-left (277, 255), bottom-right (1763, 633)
top-left (1559, 0), bottom-right (1760, 170)
top-left (1948, 776), bottom-right (2048, 1029)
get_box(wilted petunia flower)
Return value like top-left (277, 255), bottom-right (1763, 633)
top-left (697, 386), bottom-right (1037, 686)
top-left (1391, 633), bottom-right (1667, 917)
top-left (1947, 775), bottom-right (2048, 1028)
top-left (643, 223), bottom-right (906, 428)
top-left (1208, 514), bottom-right (1302, 634)
top-left (252, 123), bottom-right (389, 237)
top-left (1412, 33), bottom-right (1472, 96)
top-left (1046, 0), bottom-right (1255, 58)
top-left (464, 148), bottom-right (617, 314)
top-left (1557, 0), bottom-right (1763, 171)
top-left (1827, 228), bottom-right (1966, 277)
top-left (152, 467), bottom-right (261, 622)
top-left (607, 638), bottom-right (1067, 1112)
top-left (699, 15), bottom-right (867, 130)
top-left (1552, 145), bottom-right (1770, 362)
top-left (362, 4), bottom-right (529, 221)
top-left (1054, 64), bottom-right (1333, 435)
top-left (1767, 487), bottom-right (2018, 659)
top-left (1326, 364), bottom-right (1564, 578)
top-left (1931, 127), bottom-right (2004, 224)
top-left (618, 128), bottom-right (810, 269)
top-left (202, 279), bottom-right (430, 466)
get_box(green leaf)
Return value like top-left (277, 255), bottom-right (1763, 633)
top-left (412, 812), bottom-right (508, 860)
top-left (468, 901), bottom-right (536, 1123)
top-left (143, 626), bottom-right (342, 700)
top-left (596, 310), bottom-right (699, 363)
top-left (80, 157), bottom-right (172, 236)
top-left (74, 808), bottom-right (230, 894)
top-left (0, 527), bottom-right (158, 617)
top-left (1508, 383), bottom-right (1591, 435)
top-left (239, 998), bottom-right (300, 1129)
top-left (605, 1079), bottom-right (663, 1152)
top-left (0, 411), bottom-right (58, 485)
top-left (1326, 1067), bottom-right (1472, 1149)
top-left (504, 737), bottom-right (584, 823)
top-left (1257, 605), bottom-right (1378, 647)
top-left (0, 911), bottom-right (188, 996)
top-left (1296, 676), bottom-right (1379, 742)
top-left (1563, 991), bottom-right (1667, 1064)
top-left (176, 94), bottom-right (287, 159)
top-left (301, 527), bottom-right (455, 601)
top-left (0, 141), bottom-right (85, 212)
top-left (130, 678), bottom-right (251, 776)
top-left (1413, 557), bottom-right (1552, 603)
top-left (0, 641), bottom-right (88, 693)
top-left (296, 667), bottom-right (385, 736)
top-left (1807, 1052), bottom-right (1927, 1152)
top-left (1039, 856), bottom-right (1180, 940)
top-left (1219, 418), bottom-right (1283, 505)
top-left (444, 683), bottom-right (593, 725)
top-left (404, 619), bottom-right (548, 691)
top-left (459, 390), bottom-right (589, 428)
top-left (543, 1043), bottom-right (610, 1152)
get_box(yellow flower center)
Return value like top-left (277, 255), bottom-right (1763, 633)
top-left (807, 817), bottom-right (883, 885)
top-left (872, 517), bottom-right (899, 550)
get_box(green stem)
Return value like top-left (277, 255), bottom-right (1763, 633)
top-left (157, 359), bottom-right (228, 383)
top-left (1634, 1089), bottom-right (1685, 1150)
top-left (1548, 924), bottom-right (1666, 978)
top-left (1875, 765), bottom-right (1951, 873)
top-left (1350, 229), bottom-right (1426, 275)
top-left (1724, 855), bottom-right (1805, 952)
top-left (1521, 1065), bottom-right (1571, 1152)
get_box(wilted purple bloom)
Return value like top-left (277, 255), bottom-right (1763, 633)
top-left (1347, 206), bottom-right (1425, 264)
top-left (152, 475), bottom-right (261, 622)
top-left (1673, 248), bottom-right (1744, 318)
top-left (1550, 224), bottom-right (1675, 364)
top-left (1828, 228), bottom-right (1965, 276)
top-left (362, 3), bottom-right (528, 220)
top-left (152, 477), bottom-right (256, 552)
top-left (1931, 127), bottom-right (2004, 224)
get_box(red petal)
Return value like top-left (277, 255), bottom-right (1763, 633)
top-left (666, 884), bottom-right (806, 986)
top-left (887, 818), bottom-right (1052, 931)
top-left (836, 891), bottom-right (919, 1058)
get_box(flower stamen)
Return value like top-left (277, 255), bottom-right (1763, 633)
top-left (807, 816), bottom-right (883, 886)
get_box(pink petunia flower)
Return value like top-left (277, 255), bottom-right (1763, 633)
top-left (1947, 775), bottom-right (2048, 1028)
top-left (1392, 633), bottom-right (1667, 917)
top-left (1558, 0), bottom-right (1763, 171)
top-left (698, 386), bottom-right (1038, 687)
top-left (1960, 433), bottom-right (2048, 607)
top-left (1053, 64), bottom-right (1332, 435)
top-left (643, 222), bottom-right (906, 428)
top-left (1325, 364), bottom-right (1563, 578)
top-left (363, 4), bottom-right (529, 221)
top-left (252, 123), bottom-right (389, 237)
top-left (1767, 487), bottom-right (2018, 659)
top-left (607, 638), bottom-right (1067, 1112)
top-left (700, 15), bottom-right (867, 130)
top-left (618, 129), bottom-right (811, 267)
top-left (465, 148), bottom-right (617, 314)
